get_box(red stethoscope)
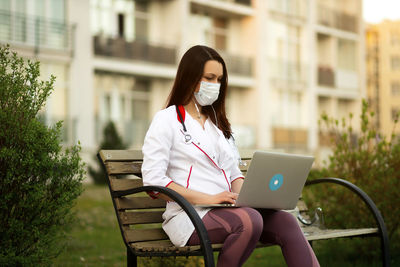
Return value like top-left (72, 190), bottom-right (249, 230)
top-left (176, 106), bottom-right (193, 144)
top-left (176, 105), bottom-right (246, 166)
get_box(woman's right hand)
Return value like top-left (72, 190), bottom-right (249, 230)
top-left (211, 191), bottom-right (239, 204)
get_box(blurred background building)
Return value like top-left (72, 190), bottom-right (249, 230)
top-left (0, 0), bottom-right (365, 169)
top-left (366, 20), bottom-right (400, 139)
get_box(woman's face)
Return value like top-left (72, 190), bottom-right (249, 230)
top-left (194, 60), bottom-right (223, 93)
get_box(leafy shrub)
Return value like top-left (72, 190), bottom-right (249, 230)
top-left (307, 99), bottom-right (400, 258)
top-left (0, 45), bottom-right (85, 266)
top-left (89, 121), bottom-right (127, 184)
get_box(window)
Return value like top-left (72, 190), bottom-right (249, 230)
top-left (392, 108), bottom-right (400, 121)
top-left (213, 17), bottom-right (228, 51)
top-left (338, 39), bottom-right (357, 71)
top-left (391, 32), bottom-right (400, 46)
top-left (391, 56), bottom-right (400, 71)
top-left (104, 94), bottom-right (111, 121)
top-left (50, 0), bottom-right (65, 21)
top-left (91, 0), bottom-right (135, 41)
top-left (134, 1), bottom-right (148, 41)
top-left (118, 13), bottom-right (124, 37)
top-left (392, 82), bottom-right (400, 96)
top-left (128, 79), bottom-right (150, 147)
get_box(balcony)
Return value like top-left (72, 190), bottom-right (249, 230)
top-left (317, 5), bottom-right (358, 33)
top-left (190, 0), bottom-right (254, 17)
top-left (318, 65), bottom-right (335, 87)
top-left (220, 52), bottom-right (253, 76)
top-left (200, 0), bottom-right (251, 6)
top-left (269, 58), bottom-right (308, 88)
top-left (93, 35), bottom-right (177, 65)
top-left (268, 0), bottom-right (307, 20)
top-left (0, 10), bottom-right (74, 53)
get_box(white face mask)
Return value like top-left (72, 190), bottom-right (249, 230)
top-left (194, 81), bottom-right (220, 106)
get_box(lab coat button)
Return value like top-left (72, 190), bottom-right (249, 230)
top-left (197, 142), bottom-right (200, 145)
top-left (212, 156), bottom-right (215, 159)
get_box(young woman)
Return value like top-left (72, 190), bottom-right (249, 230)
top-left (142, 45), bottom-right (319, 267)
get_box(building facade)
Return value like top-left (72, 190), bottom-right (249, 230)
top-left (0, 0), bottom-right (365, 169)
top-left (366, 20), bottom-right (400, 139)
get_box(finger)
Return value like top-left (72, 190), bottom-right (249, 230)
top-left (228, 193), bottom-right (238, 200)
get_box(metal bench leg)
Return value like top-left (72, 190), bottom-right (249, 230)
top-left (127, 248), bottom-right (137, 267)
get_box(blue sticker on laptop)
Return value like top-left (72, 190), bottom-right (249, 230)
top-left (269, 174), bottom-right (283, 191)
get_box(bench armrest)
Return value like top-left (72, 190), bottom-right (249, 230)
top-left (112, 186), bottom-right (215, 267)
top-left (305, 177), bottom-right (390, 266)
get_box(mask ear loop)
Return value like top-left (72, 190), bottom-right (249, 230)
top-left (211, 105), bottom-right (218, 128)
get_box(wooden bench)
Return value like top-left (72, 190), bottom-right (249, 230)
top-left (98, 150), bottom-right (390, 267)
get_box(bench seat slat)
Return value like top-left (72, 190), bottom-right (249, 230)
top-left (126, 228), bottom-right (169, 243)
top-left (106, 162), bottom-right (142, 175)
top-left (116, 197), bottom-right (166, 210)
top-left (303, 227), bottom-right (378, 241)
top-left (131, 240), bottom-right (226, 252)
top-left (120, 211), bottom-right (164, 225)
top-left (110, 178), bottom-right (143, 191)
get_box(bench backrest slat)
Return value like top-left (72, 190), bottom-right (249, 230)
top-left (106, 161), bottom-right (142, 175)
top-left (116, 197), bottom-right (166, 210)
top-left (110, 177), bottom-right (143, 191)
top-left (100, 150), bottom-right (143, 161)
top-left (125, 228), bottom-right (169, 243)
top-left (120, 211), bottom-right (164, 225)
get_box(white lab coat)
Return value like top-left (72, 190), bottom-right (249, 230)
top-left (142, 105), bottom-right (244, 247)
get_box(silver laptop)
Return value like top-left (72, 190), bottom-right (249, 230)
top-left (196, 151), bottom-right (314, 210)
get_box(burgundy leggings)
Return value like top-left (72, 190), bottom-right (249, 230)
top-left (187, 207), bottom-right (319, 267)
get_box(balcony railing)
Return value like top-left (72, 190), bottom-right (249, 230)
top-left (317, 4), bottom-right (358, 33)
top-left (93, 35), bottom-right (177, 65)
top-left (268, 0), bottom-right (307, 19)
top-left (214, 0), bottom-right (251, 6)
top-left (318, 65), bottom-right (335, 87)
top-left (273, 127), bottom-right (308, 150)
top-left (220, 52), bottom-right (253, 76)
top-left (0, 10), bottom-right (74, 53)
top-left (269, 58), bottom-right (308, 85)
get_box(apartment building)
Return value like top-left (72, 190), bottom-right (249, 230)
top-left (311, 0), bottom-right (365, 162)
top-left (0, 0), bottom-right (365, 167)
top-left (366, 20), bottom-right (400, 139)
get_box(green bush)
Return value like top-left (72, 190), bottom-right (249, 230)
top-left (88, 121), bottom-right (127, 184)
top-left (0, 45), bottom-right (85, 266)
top-left (307, 99), bottom-right (400, 258)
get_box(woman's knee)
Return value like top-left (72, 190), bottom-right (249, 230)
top-left (240, 207), bottom-right (263, 235)
top-left (275, 210), bottom-right (299, 226)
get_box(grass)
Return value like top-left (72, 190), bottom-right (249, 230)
top-left (52, 184), bottom-right (396, 266)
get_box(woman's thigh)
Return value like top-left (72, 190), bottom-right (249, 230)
top-left (187, 207), bottom-right (263, 245)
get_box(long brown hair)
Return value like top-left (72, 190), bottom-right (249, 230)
top-left (166, 45), bottom-right (232, 138)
